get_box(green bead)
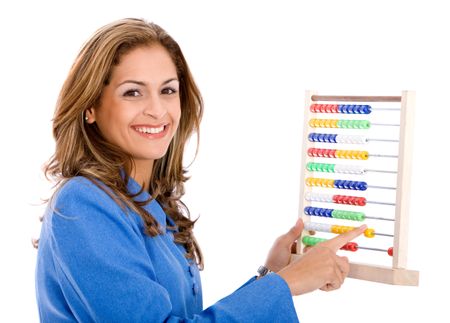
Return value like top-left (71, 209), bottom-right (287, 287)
top-left (331, 210), bottom-right (366, 221)
top-left (302, 236), bottom-right (326, 246)
top-left (306, 162), bottom-right (313, 171)
top-left (328, 163), bottom-right (335, 172)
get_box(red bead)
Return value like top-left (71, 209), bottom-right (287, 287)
top-left (341, 242), bottom-right (358, 252)
top-left (356, 197), bottom-right (366, 206)
top-left (331, 104), bottom-right (339, 113)
top-left (307, 148), bottom-right (315, 157)
top-left (342, 196), bottom-right (351, 204)
top-left (388, 247), bottom-right (394, 256)
top-left (310, 104), bottom-right (318, 112)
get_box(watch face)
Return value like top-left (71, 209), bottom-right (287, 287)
top-left (258, 265), bottom-right (269, 276)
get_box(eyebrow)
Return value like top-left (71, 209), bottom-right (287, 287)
top-left (118, 78), bottom-right (179, 87)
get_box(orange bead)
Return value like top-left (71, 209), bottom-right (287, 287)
top-left (364, 228), bottom-right (375, 238)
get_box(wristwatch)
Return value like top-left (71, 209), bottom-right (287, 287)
top-left (257, 265), bottom-right (272, 277)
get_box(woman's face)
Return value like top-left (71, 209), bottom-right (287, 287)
top-left (88, 44), bottom-right (181, 163)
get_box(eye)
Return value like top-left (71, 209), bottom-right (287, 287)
top-left (161, 87), bottom-right (177, 95)
top-left (123, 89), bottom-right (141, 97)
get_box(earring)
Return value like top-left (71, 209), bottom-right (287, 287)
top-left (85, 116), bottom-right (89, 121)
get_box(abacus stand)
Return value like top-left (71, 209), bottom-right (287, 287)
top-left (296, 91), bottom-right (419, 286)
top-left (348, 263), bottom-right (419, 286)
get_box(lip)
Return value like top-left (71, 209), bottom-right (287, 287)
top-left (131, 123), bottom-right (169, 139)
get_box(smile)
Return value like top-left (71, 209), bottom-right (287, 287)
top-left (132, 124), bottom-right (169, 139)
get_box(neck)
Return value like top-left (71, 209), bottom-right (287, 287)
top-left (129, 159), bottom-right (154, 191)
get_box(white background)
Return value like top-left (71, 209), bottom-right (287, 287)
top-left (0, 1), bottom-right (448, 322)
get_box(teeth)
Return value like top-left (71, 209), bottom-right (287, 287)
top-left (135, 126), bottom-right (165, 134)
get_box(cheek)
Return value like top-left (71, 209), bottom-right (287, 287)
top-left (96, 107), bottom-right (132, 142)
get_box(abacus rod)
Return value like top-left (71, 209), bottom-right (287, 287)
top-left (371, 122), bottom-right (400, 126)
top-left (367, 138), bottom-right (399, 143)
top-left (372, 108), bottom-right (401, 111)
top-left (368, 185), bottom-right (397, 190)
top-left (366, 200), bottom-right (396, 206)
top-left (365, 215), bottom-right (395, 221)
top-left (357, 246), bottom-right (389, 253)
top-left (365, 169), bottom-right (398, 174)
top-left (310, 95), bottom-right (402, 102)
top-left (370, 155), bottom-right (399, 159)
top-left (375, 232), bottom-right (394, 237)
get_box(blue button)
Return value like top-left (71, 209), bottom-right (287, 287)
top-left (188, 266), bottom-right (195, 277)
top-left (192, 283), bottom-right (199, 295)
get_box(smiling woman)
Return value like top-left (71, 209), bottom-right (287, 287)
top-left (85, 45), bottom-right (182, 190)
top-left (34, 17), bottom-right (366, 322)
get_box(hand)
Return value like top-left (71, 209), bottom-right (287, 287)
top-left (264, 218), bottom-right (303, 273)
top-left (277, 223), bottom-right (367, 296)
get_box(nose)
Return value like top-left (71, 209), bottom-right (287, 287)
top-left (143, 94), bottom-right (167, 120)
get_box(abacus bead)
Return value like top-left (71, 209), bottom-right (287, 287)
top-left (347, 242), bottom-right (358, 251)
top-left (388, 247), bottom-right (394, 256)
top-left (358, 182), bottom-right (368, 191)
top-left (354, 212), bottom-right (365, 221)
top-left (356, 197), bottom-right (366, 206)
top-left (364, 228), bottom-right (375, 238)
top-left (361, 120), bottom-right (370, 128)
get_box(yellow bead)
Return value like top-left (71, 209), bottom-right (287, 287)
top-left (360, 151), bottom-right (369, 160)
top-left (364, 228), bottom-right (375, 238)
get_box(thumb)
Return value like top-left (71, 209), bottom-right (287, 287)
top-left (282, 218), bottom-right (304, 245)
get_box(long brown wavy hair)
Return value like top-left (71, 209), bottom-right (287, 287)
top-left (43, 18), bottom-right (204, 268)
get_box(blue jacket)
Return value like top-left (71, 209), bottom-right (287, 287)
top-left (35, 176), bottom-right (298, 322)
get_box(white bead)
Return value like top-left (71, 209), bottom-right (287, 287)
top-left (304, 222), bottom-right (332, 233)
top-left (334, 164), bottom-right (365, 175)
top-left (305, 192), bottom-right (333, 203)
top-left (336, 134), bottom-right (367, 144)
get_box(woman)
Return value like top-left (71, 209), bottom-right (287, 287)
top-left (35, 18), bottom-right (365, 322)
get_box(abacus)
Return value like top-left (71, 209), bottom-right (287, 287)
top-left (296, 91), bottom-right (419, 286)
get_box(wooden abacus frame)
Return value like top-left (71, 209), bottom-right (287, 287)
top-left (296, 91), bottom-right (419, 286)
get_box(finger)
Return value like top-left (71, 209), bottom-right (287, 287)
top-left (335, 256), bottom-right (350, 277)
top-left (323, 224), bottom-right (367, 252)
top-left (282, 218), bottom-right (304, 245)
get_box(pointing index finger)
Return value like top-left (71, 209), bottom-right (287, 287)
top-left (322, 225), bottom-right (367, 252)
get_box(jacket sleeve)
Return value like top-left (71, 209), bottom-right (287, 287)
top-left (47, 178), bottom-right (298, 322)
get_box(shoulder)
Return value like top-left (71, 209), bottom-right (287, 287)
top-left (56, 176), bottom-right (106, 199)
top-left (50, 176), bottom-right (120, 218)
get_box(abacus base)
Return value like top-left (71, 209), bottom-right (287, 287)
top-left (349, 262), bottom-right (419, 286)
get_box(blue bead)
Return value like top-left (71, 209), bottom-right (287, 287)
top-left (318, 133), bottom-right (326, 142)
top-left (331, 134), bottom-right (338, 143)
top-left (358, 182), bottom-right (368, 191)
top-left (363, 105), bottom-right (372, 114)
top-left (304, 206), bottom-right (312, 215)
top-left (338, 104), bottom-right (344, 113)
top-left (325, 209), bottom-right (333, 217)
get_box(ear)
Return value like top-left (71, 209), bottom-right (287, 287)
top-left (84, 107), bottom-right (96, 124)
